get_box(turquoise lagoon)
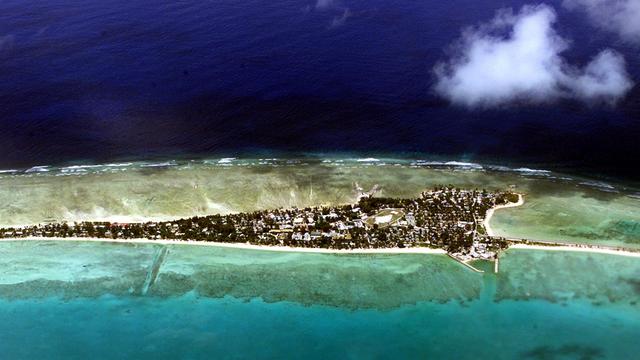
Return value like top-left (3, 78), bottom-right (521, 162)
top-left (1, 241), bottom-right (640, 359)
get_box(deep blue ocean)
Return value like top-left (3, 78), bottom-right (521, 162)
top-left (0, 0), bottom-right (639, 179)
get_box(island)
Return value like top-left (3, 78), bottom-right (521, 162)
top-left (0, 186), bottom-right (522, 262)
top-left (2, 184), bottom-right (639, 273)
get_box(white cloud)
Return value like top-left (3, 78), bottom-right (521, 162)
top-left (564, 0), bottom-right (640, 43)
top-left (434, 5), bottom-right (633, 107)
top-left (571, 50), bottom-right (633, 99)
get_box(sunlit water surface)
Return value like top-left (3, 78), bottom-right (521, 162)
top-left (1, 160), bottom-right (639, 358)
top-left (1, 241), bottom-right (639, 359)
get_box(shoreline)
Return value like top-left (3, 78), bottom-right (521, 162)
top-left (508, 244), bottom-right (640, 258)
top-left (0, 193), bottom-right (526, 230)
top-left (0, 237), bottom-right (447, 255)
top-left (0, 214), bottom-right (233, 229)
top-left (2, 237), bottom-right (640, 259)
top-left (484, 194), bottom-right (524, 236)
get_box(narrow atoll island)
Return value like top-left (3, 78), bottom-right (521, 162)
top-left (1, 186), bottom-right (522, 262)
top-left (2, 185), bottom-right (638, 269)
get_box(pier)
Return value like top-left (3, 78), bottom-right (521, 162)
top-left (447, 254), bottom-right (485, 273)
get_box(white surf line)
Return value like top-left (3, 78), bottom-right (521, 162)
top-left (0, 237), bottom-right (447, 255)
top-left (484, 194), bottom-right (524, 236)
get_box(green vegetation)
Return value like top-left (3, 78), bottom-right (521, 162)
top-left (0, 186), bottom-right (518, 259)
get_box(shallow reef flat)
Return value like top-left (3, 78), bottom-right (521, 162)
top-left (1, 241), bottom-right (640, 359)
top-left (0, 160), bottom-right (638, 247)
top-left (0, 240), bottom-right (156, 299)
top-left (2, 240), bottom-right (640, 309)
top-left (496, 249), bottom-right (640, 306)
top-left (0, 240), bottom-right (482, 307)
top-left (490, 190), bottom-right (640, 247)
top-left (153, 245), bottom-right (481, 308)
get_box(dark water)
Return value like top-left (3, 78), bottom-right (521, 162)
top-left (0, 0), bottom-right (639, 179)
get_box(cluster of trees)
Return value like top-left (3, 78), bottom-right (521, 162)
top-left (0, 186), bottom-right (518, 254)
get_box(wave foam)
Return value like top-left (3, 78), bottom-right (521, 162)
top-left (25, 166), bottom-right (50, 173)
top-left (141, 161), bottom-right (177, 168)
top-left (513, 168), bottom-right (552, 176)
top-left (579, 181), bottom-right (617, 192)
top-left (218, 158), bottom-right (236, 164)
top-left (104, 163), bottom-right (134, 167)
top-left (413, 160), bottom-right (483, 169)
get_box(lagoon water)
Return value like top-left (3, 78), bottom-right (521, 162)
top-left (1, 241), bottom-right (640, 359)
top-left (2, 0), bottom-right (640, 356)
top-left (1, 158), bottom-right (639, 358)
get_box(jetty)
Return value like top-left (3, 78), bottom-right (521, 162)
top-left (447, 254), bottom-right (485, 273)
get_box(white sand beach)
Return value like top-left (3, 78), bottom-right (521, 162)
top-left (509, 244), bottom-right (640, 258)
top-left (0, 237), bottom-right (447, 255)
top-left (484, 194), bottom-right (524, 236)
